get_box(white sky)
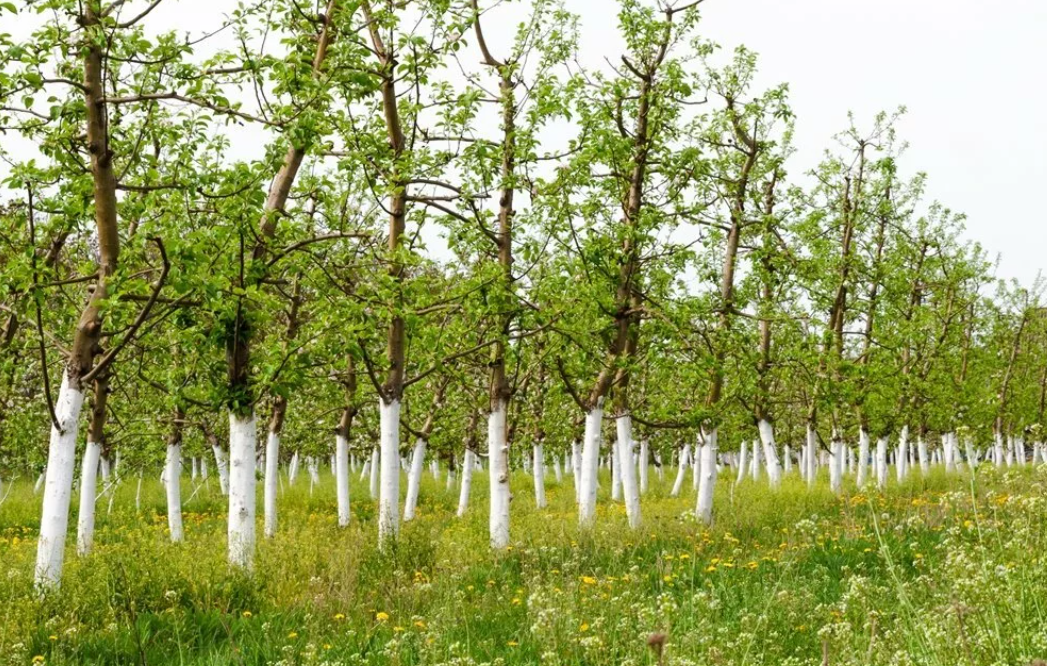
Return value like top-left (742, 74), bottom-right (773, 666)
top-left (4, 0), bottom-right (1045, 284)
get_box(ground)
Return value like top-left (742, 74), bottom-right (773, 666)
top-left (1, 463), bottom-right (1045, 665)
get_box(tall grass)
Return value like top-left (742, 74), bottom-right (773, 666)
top-left (1, 463), bottom-right (1045, 665)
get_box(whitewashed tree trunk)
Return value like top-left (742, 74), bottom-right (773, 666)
top-left (695, 429), bottom-right (718, 525)
top-left (751, 437), bottom-right (763, 482)
top-left (783, 444), bottom-right (792, 474)
top-left (917, 436), bottom-right (929, 475)
top-left (571, 440), bottom-right (582, 503)
top-left (578, 403), bottom-right (603, 527)
top-left (616, 415), bottom-right (641, 529)
top-left (430, 459), bottom-right (440, 481)
top-left (165, 443), bottom-right (183, 542)
top-left (896, 426), bottom-right (910, 482)
top-left (191, 457), bottom-right (199, 481)
top-left (369, 445), bottom-right (380, 499)
top-left (533, 443), bottom-right (546, 509)
top-left (829, 438), bottom-right (843, 495)
top-left (488, 400), bottom-right (510, 548)
top-left (404, 438), bottom-right (427, 521)
top-left (757, 420), bottom-right (781, 489)
top-left (857, 428), bottom-right (870, 487)
top-left (378, 399), bottom-right (401, 544)
top-left (457, 448), bottom-right (474, 517)
top-left (76, 440), bottom-right (102, 557)
top-left (228, 413), bottom-right (257, 568)
top-left (553, 455), bottom-right (563, 484)
top-left (263, 432), bottom-right (280, 538)
top-left (875, 437), bottom-right (888, 489)
top-left (288, 451), bottom-right (299, 484)
top-left (993, 430), bottom-right (1005, 469)
top-left (336, 434), bottom-right (351, 527)
top-left (308, 457), bottom-right (319, 493)
top-left (611, 440), bottom-right (622, 501)
top-left (735, 441), bottom-right (748, 486)
top-left (692, 436), bottom-right (702, 492)
top-left (805, 424), bottom-right (817, 487)
top-left (943, 432), bottom-right (955, 473)
top-left (212, 444), bottom-right (230, 495)
top-left (34, 377), bottom-right (86, 588)
top-left (671, 443), bottom-right (690, 497)
top-left (638, 439), bottom-right (650, 494)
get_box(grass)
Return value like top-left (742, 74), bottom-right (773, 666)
top-left (1, 462), bottom-right (1046, 665)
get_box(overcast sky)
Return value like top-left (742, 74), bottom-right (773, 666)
top-left (5, 0), bottom-right (1045, 285)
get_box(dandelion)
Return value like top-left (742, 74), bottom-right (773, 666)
top-left (242, 611), bottom-right (253, 618)
top-left (512, 598), bottom-right (522, 605)
top-left (32, 657), bottom-right (45, 665)
top-left (323, 644), bottom-right (331, 650)
top-left (579, 623), bottom-right (590, 632)
top-left (376, 612), bottom-right (390, 622)
top-left (48, 635), bottom-right (57, 642)
top-left (581, 576), bottom-right (597, 585)
top-left (287, 632), bottom-right (298, 639)
top-left (507, 640), bottom-right (519, 646)
top-left (333, 613), bottom-right (345, 621)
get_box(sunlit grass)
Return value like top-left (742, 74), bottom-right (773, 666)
top-left (1, 463), bottom-right (1046, 665)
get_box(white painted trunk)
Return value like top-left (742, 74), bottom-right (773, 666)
top-left (488, 400), bottom-right (511, 548)
top-left (571, 441), bottom-right (582, 503)
top-left (553, 455), bottom-right (563, 483)
top-left (165, 443), bottom-right (183, 542)
top-left (533, 444), bottom-right (546, 509)
top-left (336, 434), bottom-right (351, 527)
top-left (757, 420), bottom-right (781, 488)
top-left (897, 426), bottom-right (910, 482)
top-left (263, 432), bottom-right (280, 538)
top-left (430, 459), bottom-right (440, 481)
top-left (783, 444), bottom-right (792, 474)
top-left (228, 412), bottom-right (257, 569)
top-left (918, 436), bottom-right (929, 475)
top-left (457, 448), bottom-right (474, 517)
top-left (404, 438), bottom-right (426, 521)
top-left (212, 444), bottom-right (230, 495)
top-left (829, 438), bottom-right (843, 495)
top-left (875, 437), bottom-right (888, 489)
top-left (735, 441), bottom-right (748, 486)
top-left (805, 425), bottom-right (817, 487)
top-left (378, 399), bottom-right (401, 544)
top-left (695, 429), bottom-right (718, 525)
top-left (671, 443), bottom-right (690, 497)
top-left (751, 437), bottom-right (763, 482)
top-left (993, 430), bottom-right (1005, 469)
top-left (34, 377), bottom-right (86, 588)
top-left (369, 445), bottom-right (380, 499)
top-left (578, 404), bottom-right (603, 527)
top-left (76, 440), bottom-right (102, 557)
top-left (638, 439), bottom-right (650, 494)
top-left (288, 451), bottom-right (299, 484)
top-left (616, 415), bottom-right (641, 528)
top-left (692, 437), bottom-right (702, 491)
top-left (857, 428), bottom-right (870, 487)
top-left (610, 440), bottom-right (621, 501)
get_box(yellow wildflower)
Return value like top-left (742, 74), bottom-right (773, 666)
top-left (376, 612), bottom-right (390, 622)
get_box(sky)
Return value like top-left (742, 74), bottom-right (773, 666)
top-left (4, 0), bottom-right (1046, 285)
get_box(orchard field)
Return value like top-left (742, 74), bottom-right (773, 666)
top-left (3, 0), bottom-right (1047, 665)
top-left (2, 464), bottom-right (1047, 666)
